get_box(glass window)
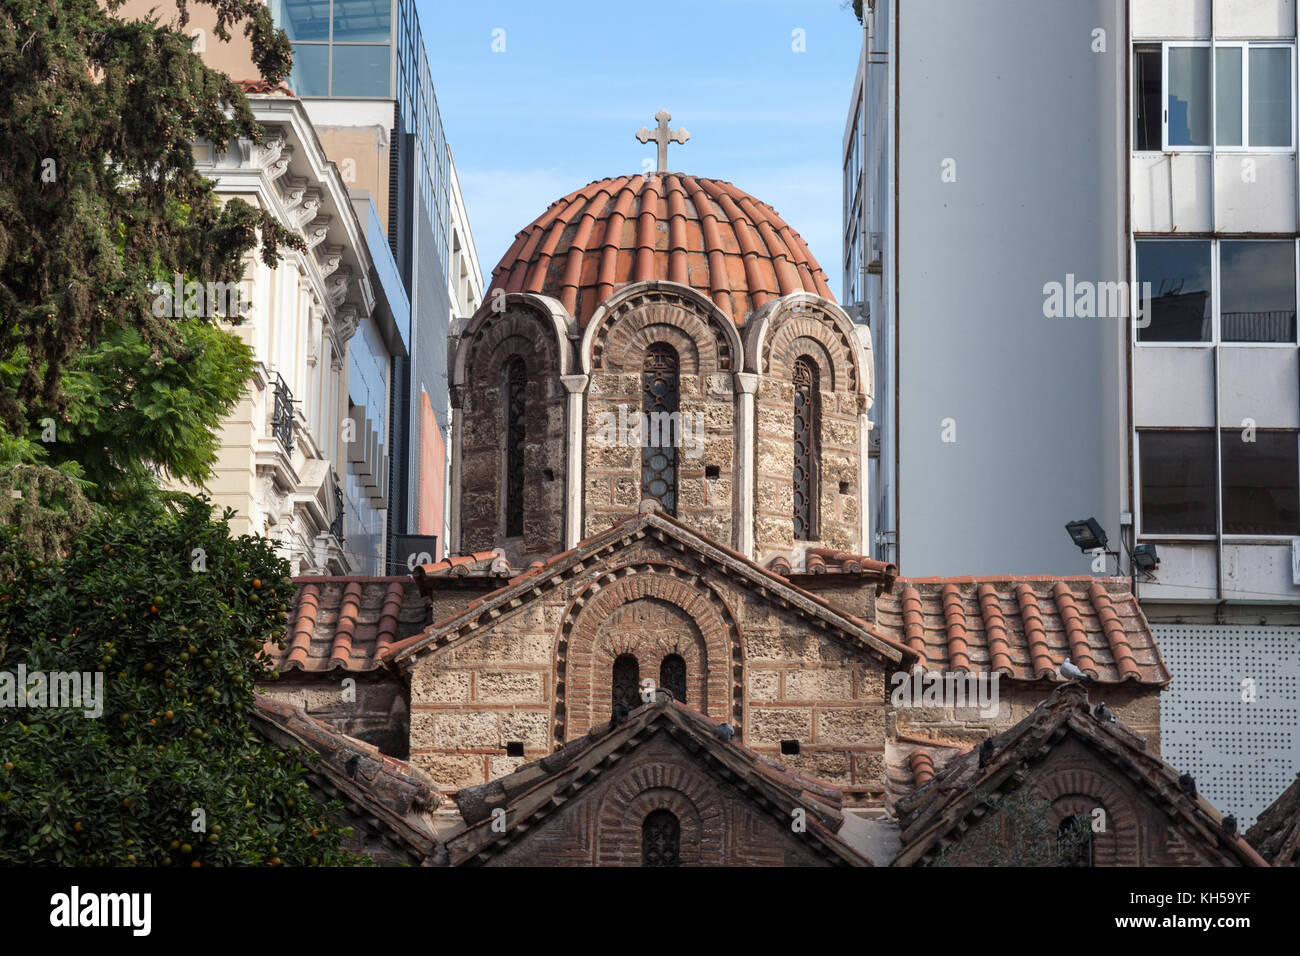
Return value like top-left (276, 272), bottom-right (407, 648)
top-left (1168, 46), bottom-right (1211, 147)
top-left (641, 810), bottom-right (681, 867)
top-left (1136, 241), bottom-right (1212, 342)
top-left (331, 44), bottom-right (391, 97)
top-left (1220, 241), bottom-right (1296, 343)
top-left (1222, 431), bottom-right (1299, 535)
top-left (1139, 431), bottom-right (1216, 534)
top-left (1135, 46), bottom-right (1162, 151)
top-left (277, 0), bottom-right (331, 42)
top-left (332, 0), bottom-right (391, 42)
top-left (1249, 47), bottom-right (1292, 147)
top-left (1216, 47), bottom-right (1243, 147)
top-left (288, 43), bottom-right (330, 97)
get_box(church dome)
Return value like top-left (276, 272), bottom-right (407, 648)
top-left (489, 174), bottom-right (835, 327)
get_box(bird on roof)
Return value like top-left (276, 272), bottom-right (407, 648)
top-left (612, 703), bottom-right (630, 725)
top-left (1223, 815), bottom-right (1238, 837)
top-left (978, 737), bottom-right (996, 767)
top-left (345, 753), bottom-right (360, 780)
top-left (1060, 658), bottom-right (1088, 681)
top-left (1179, 773), bottom-right (1197, 800)
top-left (715, 723), bottom-right (735, 742)
top-left (1093, 702), bottom-right (1116, 723)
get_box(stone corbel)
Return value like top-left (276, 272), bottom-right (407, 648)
top-left (281, 176), bottom-right (308, 214)
top-left (318, 244), bottom-right (344, 279)
top-left (326, 267), bottom-right (352, 309)
top-left (290, 189), bottom-right (322, 231)
top-left (303, 216), bottom-right (332, 252)
top-left (333, 305), bottom-right (360, 345)
top-left (256, 129), bottom-right (289, 177)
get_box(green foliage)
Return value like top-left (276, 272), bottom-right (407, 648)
top-left (0, 497), bottom-right (365, 866)
top-left (0, 0), bottom-right (303, 555)
top-left (41, 319), bottom-right (256, 508)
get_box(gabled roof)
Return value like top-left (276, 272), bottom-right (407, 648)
top-left (249, 695), bottom-right (441, 863)
top-left (1246, 773), bottom-right (1300, 866)
top-left (891, 683), bottom-right (1266, 867)
top-left (386, 509), bottom-right (915, 669)
top-left (441, 692), bottom-right (871, 866)
top-left (267, 576), bottom-right (428, 673)
top-left (875, 576), bottom-right (1169, 685)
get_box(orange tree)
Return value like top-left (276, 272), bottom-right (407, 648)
top-left (0, 496), bottom-right (365, 866)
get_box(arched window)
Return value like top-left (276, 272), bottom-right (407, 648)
top-left (1057, 813), bottom-right (1094, 867)
top-left (641, 809), bottom-right (681, 867)
top-left (660, 654), bottom-right (687, 704)
top-left (504, 357), bottom-right (526, 537)
top-left (641, 344), bottom-right (679, 516)
top-left (793, 356), bottom-right (820, 540)
top-left (612, 653), bottom-right (640, 712)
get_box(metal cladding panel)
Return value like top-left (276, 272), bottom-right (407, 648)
top-left (1157, 623), bottom-right (1300, 828)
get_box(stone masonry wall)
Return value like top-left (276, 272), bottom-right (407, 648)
top-left (480, 732), bottom-right (833, 866)
top-left (458, 303), bottom-right (566, 564)
top-left (584, 292), bottom-right (736, 544)
top-left (406, 535), bottom-right (899, 796)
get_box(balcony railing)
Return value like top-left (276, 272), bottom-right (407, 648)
top-left (330, 482), bottom-right (345, 543)
top-left (271, 371), bottom-right (295, 454)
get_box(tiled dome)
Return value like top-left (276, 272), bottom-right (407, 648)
top-left (489, 174), bottom-right (834, 327)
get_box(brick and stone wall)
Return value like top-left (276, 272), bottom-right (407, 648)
top-left (933, 737), bottom-right (1227, 866)
top-left (894, 682), bottom-right (1162, 754)
top-left (257, 674), bottom-right (410, 758)
top-left (753, 302), bottom-right (865, 561)
top-left (480, 732), bottom-right (832, 866)
top-left (457, 302), bottom-right (567, 564)
top-left (406, 535), bottom-right (899, 796)
top-left (584, 290), bottom-right (738, 544)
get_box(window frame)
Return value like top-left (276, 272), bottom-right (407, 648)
top-left (1152, 41), bottom-right (1295, 153)
top-left (1133, 237), bottom-right (1300, 348)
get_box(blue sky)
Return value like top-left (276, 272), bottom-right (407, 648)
top-left (416, 0), bottom-right (863, 295)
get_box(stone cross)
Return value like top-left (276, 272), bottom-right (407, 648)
top-left (636, 110), bottom-right (690, 174)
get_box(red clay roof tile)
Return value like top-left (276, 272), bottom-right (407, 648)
top-left (876, 577), bottom-right (1169, 685)
top-left (487, 174), bottom-right (833, 327)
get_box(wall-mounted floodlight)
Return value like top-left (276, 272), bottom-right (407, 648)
top-left (1065, 518), bottom-right (1109, 553)
top-left (1132, 543), bottom-right (1160, 571)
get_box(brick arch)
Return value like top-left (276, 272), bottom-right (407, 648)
top-left (1034, 765), bottom-right (1140, 867)
top-left (788, 339), bottom-right (835, 393)
top-left (762, 308), bottom-right (858, 393)
top-left (596, 762), bottom-right (727, 866)
top-left (465, 307), bottom-right (562, 382)
top-left (590, 290), bottom-right (735, 382)
top-left (556, 563), bottom-right (743, 741)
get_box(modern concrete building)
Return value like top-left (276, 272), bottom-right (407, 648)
top-left (847, 0), bottom-right (1300, 824)
top-left (271, 0), bottom-right (481, 565)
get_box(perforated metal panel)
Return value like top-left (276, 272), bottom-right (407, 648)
top-left (1157, 624), bottom-right (1300, 828)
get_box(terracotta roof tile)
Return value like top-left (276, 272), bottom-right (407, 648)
top-left (768, 549), bottom-right (899, 594)
top-left (874, 577), bottom-right (1169, 685)
top-left (269, 577), bottom-right (428, 673)
top-left (487, 174), bottom-right (833, 327)
top-left (250, 695), bottom-right (439, 862)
